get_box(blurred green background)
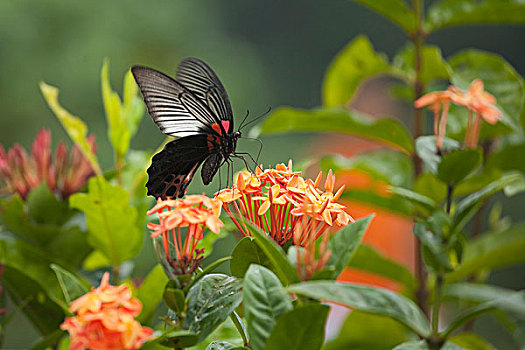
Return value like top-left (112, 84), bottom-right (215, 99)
top-left (1, 0), bottom-right (524, 348)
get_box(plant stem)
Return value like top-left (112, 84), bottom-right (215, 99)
top-left (428, 274), bottom-right (445, 350)
top-left (446, 185), bottom-right (453, 215)
top-left (112, 265), bottom-right (120, 285)
top-left (411, 0), bottom-right (429, 317)
top-left (230, 311), bottom-right (250, 348)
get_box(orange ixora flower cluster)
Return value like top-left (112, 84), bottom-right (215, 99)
top-left (415, 79), bottom-right (502, 150)
top-left (60, 272), bottom-right (153, 350)
top-left (147, 195), bottom-right (223, 276)
top-left (215, 161), bottom-right (353, 247)
top-left (0, 128), bottom-right (96, 200)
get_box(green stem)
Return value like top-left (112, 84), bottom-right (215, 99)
top-left (446, 185), bottom-right (453, 215)
top-left (230, 311), bottom-right (250, 348)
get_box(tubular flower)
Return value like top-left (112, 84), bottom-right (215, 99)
top-left (215, 161), bottom-right (353, 246)
top-left (0, 128), bottom-right (96, 200)
top-left (60, 272), bottom-right (153, 350)
top-left (147, 195), bottom-right (224, 276)
top-left (415, 79), bottom-right (502, 150)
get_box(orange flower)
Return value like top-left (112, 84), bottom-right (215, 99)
top-left (60, 273), bottom-right (153, 350)
top-left (147, 195), bottom-right (223, 276)
top-left (215, 162), bottom-right (353, 246)
top-left (415, 79), bottom-right (502, 150)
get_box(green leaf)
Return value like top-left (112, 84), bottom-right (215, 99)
top-left (69, 176), bottom-right (142, 267)
top-left (50, 264), bottom-right (89, 304)
top-left (155, 329), bottom-right (199, 348)
top-left (426, 0), bottom-right (525, 31)
top-left (453, 173), bottom-right (523, 231)
top-left (101, 60), bottom-right (144, 158)
top-left (454, 168), bottom-right (502, 197)
top-left (449, 332), bottom-right (496, 350)
top-left (321, 150), bottom-right (413, 188)
top-left (184, 256), bottom-right (232, 294)
top-left (350, 0), bottom-right (416, 33)
top-left (487, 142), bottom-right (525, 173)
top-left (82, 250), bottom-right (112, 270)
top-left (287, 281), bottom-right (430, 337)
top-left (323, 35), bottom-right (390, 107)
top-left (26, 184), bottom-right (71, 226)
top-left (446, 224), bottom-right (525, 282)
top-left (327, 215), bottom-right (373, 278)
top-left (28, 329), bottom-right (66, 350)
top-left (448, 50), bottom-right (524, 133)
top-left (413, 223), bottom-right (453, 273)
top-left (244, 220), bottom-right (300, 286)
top-left (414, 173), bottom-right (447, 204)
top-left (324, 310), bottom-right (415, 350)
top-left (392, 340), bottom-right (465, 350)
top-left (163, 279), bottom-right (185, 315)
top-left (349, 245), bottom-right (418, 295)
top-left (437, 148), bottom-right (482, 184)
top-left (137, 264), bottom-right (169, 323)
top-left (230, 237), bottom-right (272, 278)
top-left (264, 304), bottom-right (329, 350)
top-left (444, 283), bottom-right (525, 317)
top-left (340, 189), bottom-right (413, 216)
top-left (255, 107), bottom-right (413, 154)
top-left (415, 136), bottom-right (460, 174)
top-left (185, 274), bottom-right (243, 342)
top-left (393, 45), bottom-right (451, 84)
top-left (205, 341), bottom-right (241, 350)
top-left (39, 81), bottom-right (102, 176)
top-left (243, 265), bottom-right (292, 350)
top-left (389, 186), bottom-right (438, 214)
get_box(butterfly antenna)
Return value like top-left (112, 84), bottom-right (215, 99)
top-left (238, 109), bottom-right (250, 131)
top-left (239, 106), bottom-right (272, 130)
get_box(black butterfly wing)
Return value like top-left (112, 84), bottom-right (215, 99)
top-left (176, 58), bottom-right (234, 133)
top-left (146, 135), bottom-right (211, 199)
top-left (131, 66), bottom-right (220, 137)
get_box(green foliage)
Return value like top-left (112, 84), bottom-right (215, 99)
top-left (323, 35), bottom-right (390, 107)
top-left (39, 82), bottom-right (102, 176)
top-left (426, 0), bottom-right (525, 31)
top-left (185, 274), bottom-right (243, 342)
top-left (50, 264), bottom-right (89, 305)
top-left (69, 176), bottom-right (143, 268)
top-left (393, 45), bottom-right (451, 85)
top-left (415, 136), bottom-right (461, 175)
top-left (326, 215), bottom-right (373, 277)
top-left (264, 304), bottom-right (329, 350)
top-left (351, 0), bottom-right (416, 33)
top-left (392, 340), bottom-right (465, 350)
top-left (230, 237), bottom-right (272, 278)
top-left (437, 148), bottom-right (482, 184)
top-left (287, 281), bottom-right (431, 337)
top-left (256, 107), bottom-right (413, 153)
top-left (138, 264), bottom-right (169, 323)
top-left (243, 265), bottom-right (292, 350)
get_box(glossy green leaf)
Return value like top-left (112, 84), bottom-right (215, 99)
top-left (255, 107), bottom-right (413, 154)
top-left (323, 35), bottom-right (390, 107)
top-left (155, 329), bottom-right (199, 348)
top-left (184, 256), bottom-right (232, 294)
top-left (163, 279), bottom-right (185, 315)
top-left (414, 173), bottom-right (447, 204)
top-left (137, 264), bottom-right (169, 323)
top-left (392, 340), bottom-right (464, 350)
top-left (437, 148), bottom-right (482, 184)
top-left (349, 245), bottom-right (418, 294)
top-left (245, 220), bottom-right (300, 285)
top-left (39, 82), bottom-right (102, 176)
top-left (426, 0), bottom-right (525, 31)
top-left (324, 310), bottom-right (415, 350)
top-left (454, 168), bottom-right (502, 197)
top-left (449, 50), bottom-right (524, 132)
top-left (415, 136), bottom-right (460, 174)
top-left (69, 177), bottom-right (142, 267)
top-left (321, 150), bottom-right (413, 188)
top-left (50, 264), bottom-right (89, 304)
top-left (327, 215), bottom-right (373, 278)
top-left (453, 173), bottom-right (523, 231)
top-left (230, 237), bottom-right (272, 278)
top-left (413, 223), bottom-right (453, 273)
top-left (389, 186), bottom-right (438, 214)
top-left (185, 274), bottom-right (243, 342)
top-left (264, 304), bottom-right (329, 350)
top-left (442, 302), bottom-right (497, 339)
top-left (446, 224), bottom-right (525, 282)
top-left (393, 45), bottom-right (450, 84)
top-left (351, 0), bottom-right (416, 33)
top-left (444, 283), bottom-right (525, 317)
top-left (449, 332), bottom-right (496, 350)
top-left (287, 281), bottom-right (430, 337)
top-left (243, 265), bottom-right (292, 350)
top-left (205, 341), bottom-right (241, 350)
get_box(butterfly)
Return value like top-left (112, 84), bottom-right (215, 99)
top-left (132, 58), bottom-right (246, 199)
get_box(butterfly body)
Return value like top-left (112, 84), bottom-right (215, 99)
top-left (132, 58), bottom-right (241, 199)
